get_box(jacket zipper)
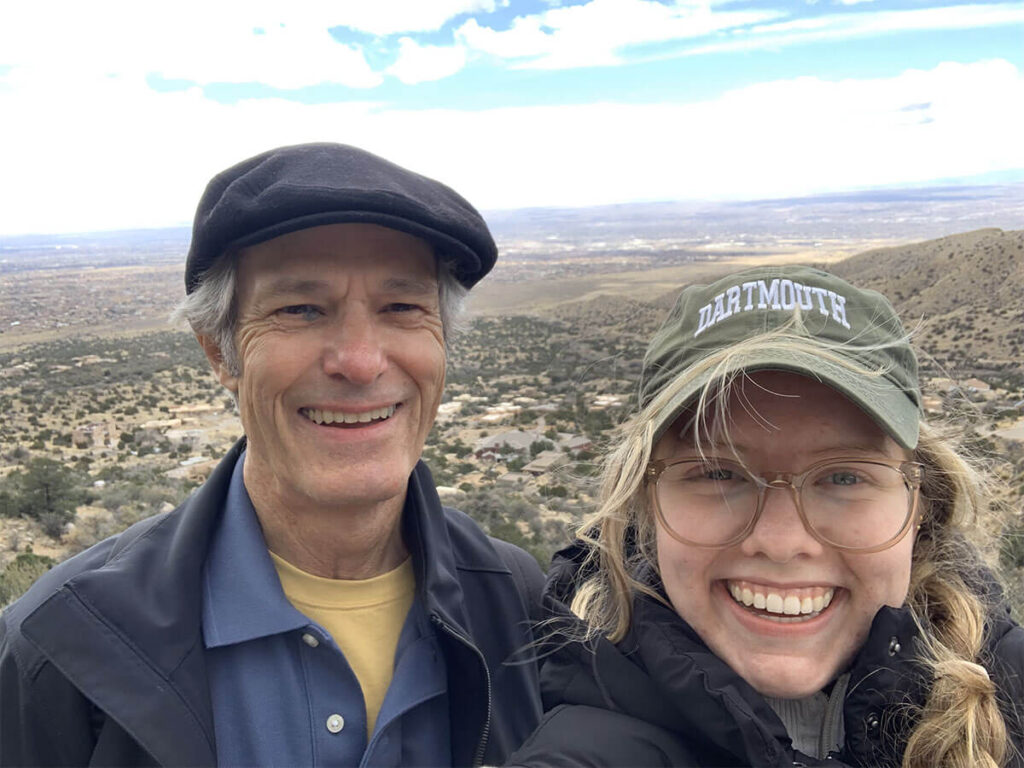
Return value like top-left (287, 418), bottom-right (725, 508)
top-left (819, 672), bottom-right (851, 758)
top-left (431, 614), bottom-right (492, 767)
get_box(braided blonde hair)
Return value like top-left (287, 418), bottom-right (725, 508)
top-left (569, 327), bottom-right (1014, 767)
top-left (901, 422), bottom-right (1010, 768)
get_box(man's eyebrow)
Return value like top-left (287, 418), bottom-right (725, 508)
top-left (255, 276), bottom-right (438, 298)
top-left (257, 277), bottom-right (330, 298)
top-left (380, 276), bottom-right (438, 294)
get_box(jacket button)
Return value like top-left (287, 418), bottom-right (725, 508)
top-left (888, 636), bottom-right (901, 655)
top-left (326, 714), bottom-right (345, 733)
top-left (302, 632), bottom-right (320, 648)
top-left (866, 713), bottom-right (880, 730)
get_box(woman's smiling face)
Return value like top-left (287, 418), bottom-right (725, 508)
top-left (652, 371), bottom-right (916, 698)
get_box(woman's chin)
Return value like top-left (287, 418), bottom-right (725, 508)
top-left (747, 673), bottom-right (831, 700)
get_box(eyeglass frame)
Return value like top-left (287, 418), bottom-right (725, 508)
top-left (645, 455), bottom-right (926, 554)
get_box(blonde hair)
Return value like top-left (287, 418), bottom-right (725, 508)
top-left (569, 326), bottom-right (1013, 768)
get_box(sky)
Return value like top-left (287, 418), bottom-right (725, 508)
top-left (1, 0), bottom-right (1022, 236)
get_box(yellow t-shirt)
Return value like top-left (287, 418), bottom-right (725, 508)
top-left (270, 553), bottom-right (415, 737)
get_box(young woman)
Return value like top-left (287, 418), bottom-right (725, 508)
top-left (509, 266), bottom-right (1024, 768)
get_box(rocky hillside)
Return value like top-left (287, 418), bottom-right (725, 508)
top-left (825, 228), bottom-right (1024, 370)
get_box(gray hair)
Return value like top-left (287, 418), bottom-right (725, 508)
top-left (171, 251), bottom-right (469, 377)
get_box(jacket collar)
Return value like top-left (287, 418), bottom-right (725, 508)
top-left (403, 460), bottom-right (471, 632)
top-left (20, 439), bottom-right (246, 767)
top-left (21, 441), bottom-right (485, 767)
top-left (628, 594), bottom-right (795, 765)
top-left (201, 450), bottom-right (310, 648)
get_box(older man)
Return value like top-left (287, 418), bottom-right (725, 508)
top-left (0, 144), bottom-right (543, 766)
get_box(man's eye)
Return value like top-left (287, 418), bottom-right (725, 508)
top-left (385, 302), bottom-right (421, 313)
top-left (279, 305), bottom-right (321, 320)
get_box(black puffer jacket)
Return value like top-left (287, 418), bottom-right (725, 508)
top-left (508, 543), bottom-right (1024, 768)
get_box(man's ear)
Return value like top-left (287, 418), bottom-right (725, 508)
top-left (196, 334), bottom-right (239, 393)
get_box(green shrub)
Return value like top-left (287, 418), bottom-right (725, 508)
top-left (0, 553), bottom-right (56, 607)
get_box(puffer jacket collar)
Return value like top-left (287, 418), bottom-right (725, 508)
top-left (539, 539), bottom-right (1024, 767)
top-left (537, 541), bottom-right (936, 767)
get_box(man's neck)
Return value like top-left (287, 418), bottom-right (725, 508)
top-left (245, 483), bottom-right (410, 581)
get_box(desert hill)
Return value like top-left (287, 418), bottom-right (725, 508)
top-left (825, 228), bottom-right (1023, 368)
top-left (826, 228), bottom-right (1023, 311)
top-left (547, 294), bottom-right (667, 339)
top-left (532, 229), bottom-right (1022, 375)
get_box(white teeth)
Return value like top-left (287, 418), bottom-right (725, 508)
top-left (726, 581), bottom-right (836, 618)
top-left (302, 405), bottom-right (397, 425)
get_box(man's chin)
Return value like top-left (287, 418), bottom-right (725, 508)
top-left (299, 473), bottom-right (412, 512)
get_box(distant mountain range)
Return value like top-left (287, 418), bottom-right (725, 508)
top-left (484, 183), bottom-right (1024, 243)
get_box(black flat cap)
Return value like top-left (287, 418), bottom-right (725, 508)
top-left (185, 142), bottom-right (497, 293)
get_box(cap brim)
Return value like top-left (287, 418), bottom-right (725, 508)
top-left (649, 349), bottom-right (921, 451)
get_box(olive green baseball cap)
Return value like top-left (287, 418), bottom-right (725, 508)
top-left (640, 265), bottom-right (921, 450)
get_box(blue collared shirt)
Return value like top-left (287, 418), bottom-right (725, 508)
top-left (202, 453), bottom-right (450, 767)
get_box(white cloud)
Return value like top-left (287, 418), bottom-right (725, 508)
top-left (0, 3), bottom-right (387, 90)
top-left (1, 59), bottom-right (1021, 234)
top-left (455, 1), bottom-right (1024, 73)
top-left (327, 0), bottom-right (498, 36)
top-left (2, 1), bottom-right (1019, 100)
top-left (0, 1), bottom-right (500, 93)
top-left (684, 3), bottom-right (1024, 58)
top-left (457, 17), bottom-right (556, 60)
top-left (386, 38), bottom-right (469, 84)
top-left (457, 0), bottom-right (783, 69)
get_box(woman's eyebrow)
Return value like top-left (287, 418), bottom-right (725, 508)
top-left (694, 440), bottom-right (891, 455)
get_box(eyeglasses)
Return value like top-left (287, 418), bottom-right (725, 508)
top-left (646, 456), bottom-right (924, 553)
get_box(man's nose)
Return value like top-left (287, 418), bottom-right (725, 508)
top-left (321, 308), bottom-right (387, 385)
top-left (738, 483), bottom-right (824, 562)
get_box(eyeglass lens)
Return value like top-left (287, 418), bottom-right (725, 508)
top-left (655, 459), bottom-right (915, 549)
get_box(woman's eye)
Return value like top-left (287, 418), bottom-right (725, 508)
top-left (704, 468), bottom-right (734, 481)
top-left (682, 463), bottom-right (742, 482)
top-left (825, 471), bottom-right (860, 486)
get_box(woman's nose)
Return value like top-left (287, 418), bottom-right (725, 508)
top-left (738, 483), bottom-right (825, 562)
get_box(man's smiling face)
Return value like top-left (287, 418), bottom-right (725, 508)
top-left (206, 222), bottom-right (445, 514)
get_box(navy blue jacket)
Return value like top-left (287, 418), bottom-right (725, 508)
top-left (0, 440), bottom-right (544, 766)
